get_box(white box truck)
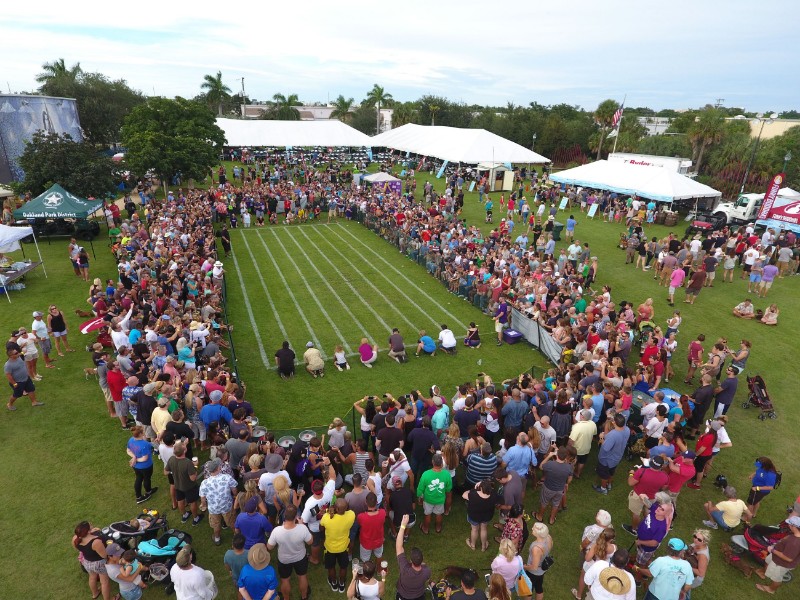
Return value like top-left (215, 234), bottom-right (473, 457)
top-left (714, 188), bottom-right (800, 226)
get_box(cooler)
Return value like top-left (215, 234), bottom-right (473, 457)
top-left (503, 329), bottom-right (523, 345)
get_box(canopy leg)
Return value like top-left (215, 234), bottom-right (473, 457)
top-left (32, 231), bottom-right (47, 278)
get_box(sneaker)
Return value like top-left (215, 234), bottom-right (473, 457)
top-left (702, 519), bottom-right (719, 530)
top-left (31, 401), bottom-right (45, 407)
top-left (338, 581), bottom-right (346, 593)
top-left (607, 483), bottom-right (613, 491)
top-left (328, 578), bottom-right (337, 593)
top-left (192, 514), bottom-right (204, 526)
top-left (364, 363), bottom-right (372, 368)
top-left (345, 363), bottom-right (351, 369)
top-left (181, 511), bottom-right (191, 523)
top-left (136, 496), bottom-right (147, 504)
top-left (148, 487), bottom-right (159, 497)
top-left (220, 521), bottom-right (229, 530)
top-left (622, 524), bottom-right (638, 537)
top-left (686, 482), bottom-right (701, 490)
top-left (592, 484), bottom-right (608, 495)
top-left (336, 365), bottom-right (343, 371)
top-left (6, 405), bottom-right (17, 411)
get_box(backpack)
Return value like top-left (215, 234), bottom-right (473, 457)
top-left (775, 471), bottom-right (782, 489)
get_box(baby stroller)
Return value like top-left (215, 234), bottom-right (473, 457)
top-left (136, 528), bottom-right (194, 595)
top-left (636, 321), bottom-right (655, 348)
top-left (743, 375), bottom-right (777, 420)
top-left (730, 521), bottom-right (793, 582)
top-left (100, 510), bottom-right (167, 550)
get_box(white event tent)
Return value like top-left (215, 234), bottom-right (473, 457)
top-left (362, 172), bottom-right (400, 183)
top-left (371, 124), bottom-right (550, 164)
top-left (0, 224), bottom-right (47, 302)
top-left (216, 118), bottom-right (372, 148)
top-left (549, 160), bottom-right (721, 203)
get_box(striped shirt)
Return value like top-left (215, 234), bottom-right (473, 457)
top-left (465, 452), bottom-right (498, 485)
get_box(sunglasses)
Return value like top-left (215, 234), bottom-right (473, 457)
top-left (693, 534), bottom-right (704, 541)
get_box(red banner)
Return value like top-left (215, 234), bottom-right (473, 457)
top-left (757, 173), bottom-right (785, 220)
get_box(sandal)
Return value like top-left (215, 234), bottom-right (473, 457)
top-left (571, 589), bottom-right (581, 600)
top-left (466, 538), bottom-right (475, 550)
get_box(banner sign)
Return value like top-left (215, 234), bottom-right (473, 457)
top-left (587, 203), bottom-right (599, 218)
top-left (757, 173), bottom-right (785, 220)
top-left (436, 160), bottom-right (449, 179)
top-left (558, 197), bottom-right (569, 210)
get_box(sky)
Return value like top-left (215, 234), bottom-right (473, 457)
top-left (2, 0), bottom-right (799, 113)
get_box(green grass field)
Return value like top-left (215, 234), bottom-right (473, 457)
top-left (0, 162), bottom-right (797, 599)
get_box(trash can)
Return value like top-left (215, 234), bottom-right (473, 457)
top-left (552, 222), bottom-right (565, 241)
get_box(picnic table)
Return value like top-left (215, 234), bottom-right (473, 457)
top-left (0, 260), bottom-right (44, 302)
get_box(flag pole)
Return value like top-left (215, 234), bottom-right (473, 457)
top-left (611, 94), bottom-right (626, 155)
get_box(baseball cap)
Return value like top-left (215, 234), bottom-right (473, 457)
top-left (787, 516), bottom-right (800, 528)
top-left (306, 341), bottom-right (314, 348)
top-left (106, 543), bottom-right (124, 557)
top-left (667, 538), bottom-right (687, 551)
top-left (682, 450), bottom-right (696, 460)
top-left (650, 455), bottom-right (666, 469)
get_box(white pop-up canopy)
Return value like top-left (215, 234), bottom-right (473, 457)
top-left (549, 160), bottom-right (722, 203)
top-left (371, 123), bottom-right (550, 165)
top-left (362, 172), bottom-right (401, 183)
top-left (216, 118), bottom-right (373, 148)
top-left (0, 224), bottom-right (47, 302)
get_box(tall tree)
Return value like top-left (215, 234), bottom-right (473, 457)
top-left (330, 95), bottom-right (354, 122)
top-left (122, 97), bottom-right (225, 195)
top-left (688, 108), bottom-right (726, 174)
top-left (593, 99), bottom-right (620, 159)
top-left (200, 71), bottom-right (232, 117)
top-left (391, 102), bottom-right (418, 128)
top-left (365, 84), bottom-right (393, 134)
top-left (35, 58), bottom-right (82, 86)
top-left (15, 131), bottom-right (115, 198)
top-left (261, 93), bottom-right (301, 120)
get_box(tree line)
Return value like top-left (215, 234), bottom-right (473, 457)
top-left (12, 61), bottom-right (800, 199)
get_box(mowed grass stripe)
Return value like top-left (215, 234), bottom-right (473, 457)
top-left (331, 224), bottom-right (467, 329)
top-left (291, 226), bottom-right (401, 334)
top-left (306, 223), bottom-right (430, 332)
top-left (228, 242), bottom-right (270, 368)
top-left (267, 228), bottom-right (356, 353)
top-left (322, 223), bottom-right (449, 329)
top-left (251, 230), bottom-right (328, 356)
top-left (270, 227), bottom-right (389, 343)
top-left (237, 230), bottom-right (290, 343)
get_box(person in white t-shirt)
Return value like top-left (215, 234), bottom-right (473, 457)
top-left (438, 325), bottom-right (458, 354)
top-left (583, 549), bottom-right (636, 600)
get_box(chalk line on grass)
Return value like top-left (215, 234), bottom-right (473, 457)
top-left (239, 230), bottom-right (290, 343)
top-left (295, 226), bottom-right (411, 333)
top-left (329, 223), bottom-right (468, 329)
top-left (229, 244), bottom-right (270, 369)
top-left (265, 229), bottom-right (351, 354)
top-left (254, 230), bottom-right (326, 358)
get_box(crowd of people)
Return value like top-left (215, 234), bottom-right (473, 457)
top-left (14, 157), bottom-right (790, 600)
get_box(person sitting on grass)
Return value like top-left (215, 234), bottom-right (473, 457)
top-left (702, 485), bottom-right (752, 531)
top-left (303, 341), bottom-right (325, 378)
top-left (416, 330), bottom-right (436, 357)
top-left (333, 344), bottom-right (350, 371)
top-left (761, 303), bottom-right (779, 326)
top-left (732, 298), bottom-right (756, 319)
top-left (438, 324), bottom-right (458, 355)
top-left (464, 322), bottom-right (481, 348)
top-left (358, 338), bottom-right (378, 368)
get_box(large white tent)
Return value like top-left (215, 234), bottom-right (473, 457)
top-left (549, 160), bottom-right (721, 203)
top-left (371, 123), bottom-right (549, 164)
top-left (362, 172), bottom-right (401, 183)
top-left (0, 224), bottom-right (46, 302)
top-left (216, 118), bottom-right (372, 148)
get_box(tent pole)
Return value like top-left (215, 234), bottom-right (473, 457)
top-left (89, 237), bottom-right (96, 260)
top-left (32, 230), bottom-right (47, 278)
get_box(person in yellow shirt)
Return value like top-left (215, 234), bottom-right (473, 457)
top-left (702, 485), bottom-right (752, 531)
top-left (320, 498), bottom-right (356, 593)
top-left (151, 397), bottom-right (172, 440)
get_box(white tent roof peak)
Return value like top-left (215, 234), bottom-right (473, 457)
top-left (363, 172), bottom-right (401, 183)
top-left (549, 160), bottom-right (721, 203)
top-left (216, 118), bottom-right (372, 147)
top-left (371, 124), bottom-right (549, 164)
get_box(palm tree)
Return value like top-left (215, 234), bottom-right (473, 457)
top-left (429, 105), bottom-right (441, 126)
top-left (330, 95), bottom-right (354, 122)
top-left (35, 58), bottom-right (82, 85)
top-left (262, 93), bottom-right (301, 120)
top-left (200, 71), bottom-right (232, 117)
top-left (391, 102), bottom-right (417, 128)
top-left (688, 108), bottom-right (726, 174)
top-left (593, 99), bottom-right (619, 159)
top-left (365, 84), bottom-right (393, 134)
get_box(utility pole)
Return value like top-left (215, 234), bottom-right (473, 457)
top-left (714, 98), bottom-right (725, 108)
top-left (241, 78), bottom-right (246, 118)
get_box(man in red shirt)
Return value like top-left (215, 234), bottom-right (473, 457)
top-left (684, 334), bottom-right (706, 385)
top-left (105, 361), bottom-right (127, 424)
top-left (641, 337), bottom-right (659, 367)
top-left (623, 455), bottom-right (670, 535)
top-left (665, 451), bottom-right (697, 509)
top-left (357, 492), bottom-right (386, 562)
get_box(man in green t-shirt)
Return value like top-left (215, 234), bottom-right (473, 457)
top-left (416, 454), bottom-right (452, 534)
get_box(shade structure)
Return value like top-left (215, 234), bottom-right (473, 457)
top-left (362, 172), bottom-right (401, 183)
top-left (216, 118), bottom-right (372, 148)
top-left (549, 160), bottom-right (722, 203)
top-left (0, 224), bottom-right (33, 253)
top-left (371, 123), bottom-right (550, 164)
top-left (13, 183), bottom-right (103, 219)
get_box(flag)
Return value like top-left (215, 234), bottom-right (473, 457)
top-left (612, 103), bottom-right (624, 129)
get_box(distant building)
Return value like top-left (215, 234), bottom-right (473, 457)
top-left (0, 94), bottom-right (82, 184)
top-left (637, 116), bottom-right (673, 136)
top-left (240, 103), bottom-right (394, 130)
